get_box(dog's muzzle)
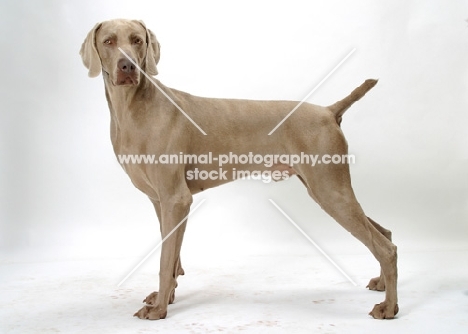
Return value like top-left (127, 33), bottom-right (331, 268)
top-left (116, 58), bottom-right (139, 85)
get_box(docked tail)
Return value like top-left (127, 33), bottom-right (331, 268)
top-left (328, 79), bottom-right (378, 124)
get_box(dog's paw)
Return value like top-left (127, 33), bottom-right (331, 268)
top-left (143, 291), bottom-right (158, 305)
top-left (369, 302), bottom-right (399, 319)
top-left (367, 276), bottom-right (386, 291)
top-left (143, 290), bottom-right (176, 305)
top-left (134, 305), bottom-right (167, 320)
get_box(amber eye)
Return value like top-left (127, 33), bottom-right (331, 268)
top-left (104, 39), bottom-right (112, 45)
top-left (133, 38), bottom-right (143, 45)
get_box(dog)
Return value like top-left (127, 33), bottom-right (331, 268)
top-left (80, 19), bottom-right (398, 320)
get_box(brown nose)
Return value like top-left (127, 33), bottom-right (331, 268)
top-left (118, 58), bottom-right (136, 73)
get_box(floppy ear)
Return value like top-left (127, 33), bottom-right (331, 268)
top-left (79, 22), bottom-right (102, 78)
top-left (138, 21), bottom-right (160, 76)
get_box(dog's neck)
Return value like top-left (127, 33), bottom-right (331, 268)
top-left (101, 72), bottom-right (162, 155)
top-left (102, 72), bottom-right (156, 115)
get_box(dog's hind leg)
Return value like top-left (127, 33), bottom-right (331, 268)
top-left (303, 163), bottom-right (398, 318)
top-left (296, 125), bottom-right (398, 318)
top-left (366, 217), bottom-right (392, 291)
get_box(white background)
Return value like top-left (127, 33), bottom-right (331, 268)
top-left (1, 0), bottom-right (467, 333)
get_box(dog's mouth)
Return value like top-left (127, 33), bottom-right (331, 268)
top-left (117, 76), bottom-right (138, 86)
top-left (115, 74), bottom-right (139, 86)
top-left (114, 69), bottom-right (139, 86)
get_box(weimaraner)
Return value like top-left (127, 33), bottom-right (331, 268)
top-left (80, 19), bottom-right (398, 320)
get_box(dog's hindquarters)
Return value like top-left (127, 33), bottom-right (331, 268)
top-left (293, 116), bottom-right (398, 319)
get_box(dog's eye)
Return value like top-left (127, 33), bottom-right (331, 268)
top-left (133, 38), bottom-right (143, 45)
top-left (104, 39), bottom-right (112, 45)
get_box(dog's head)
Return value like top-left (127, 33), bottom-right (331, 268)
top-left (80, 19), bottom-right (160, 86)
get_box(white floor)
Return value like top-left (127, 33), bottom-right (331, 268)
top-left (1, 243), bottom-right (467, 334)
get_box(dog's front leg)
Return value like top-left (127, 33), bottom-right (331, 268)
top-left (141, 200), bottom-right (186, 307)
top-left (134, 193), bottom-right (192, 320)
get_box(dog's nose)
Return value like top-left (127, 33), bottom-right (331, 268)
top-left (118, 58), bottom-right (136, 73)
